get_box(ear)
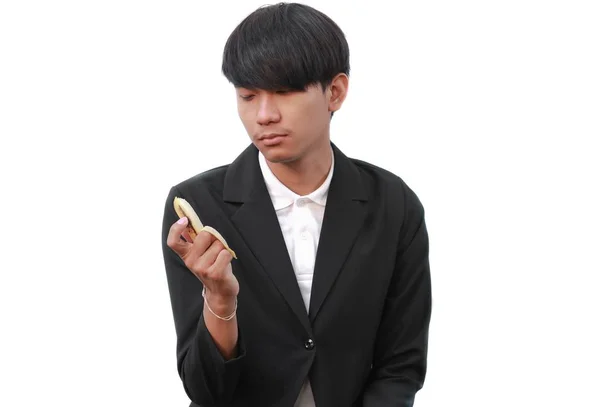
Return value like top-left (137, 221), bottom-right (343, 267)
top-left (327, 73), bottom-right (349, 114)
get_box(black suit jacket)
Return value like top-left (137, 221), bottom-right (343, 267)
top-left (161, 142), bottom-right (432, 407)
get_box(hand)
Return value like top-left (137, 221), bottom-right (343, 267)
top-left (167, 217), bottom-right (239, 311)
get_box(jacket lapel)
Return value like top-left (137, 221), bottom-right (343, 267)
top-left (223, 144), bottom-right (310, 333)
top-left (308, 144), bottom-right (368, 322)
top-left (222, 143), bottom-right (369, 329)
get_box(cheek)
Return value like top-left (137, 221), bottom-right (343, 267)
top-left (306, 100), bottom-right (329, 130)
top-left (236, 102), bottom-right (247, 118)
top-left (299, 97), bottom-right (326, 122)
top-left (237, 105), bottom-right (253, 129)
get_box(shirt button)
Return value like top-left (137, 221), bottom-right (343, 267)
top-left (304, 339), bottom-right (315, 350)
top-left (297, 199), bottom-right (307, 207)
top-left (300, 232), bottom-right (308, 240)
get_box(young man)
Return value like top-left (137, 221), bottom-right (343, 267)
top-left (162, 3), bottom-right (432, 406)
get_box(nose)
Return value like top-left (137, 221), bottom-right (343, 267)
top-left (256, 93), bottom-right (281, 125)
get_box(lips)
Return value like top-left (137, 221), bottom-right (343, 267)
top-left (260, 134), bottom-right (287, 146)
top-left (260, 133), bottom-right (287, 140)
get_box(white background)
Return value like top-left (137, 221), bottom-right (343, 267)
top-left (1, 1), bottom-right (599, 406)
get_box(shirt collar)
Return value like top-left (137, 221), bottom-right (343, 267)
top-left (258, 147), bottom-right (335, 211)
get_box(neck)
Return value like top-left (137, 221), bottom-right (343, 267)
top-left (267, 142), bottom-right (333, 196)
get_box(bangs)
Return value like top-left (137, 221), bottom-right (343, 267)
top-left (221, 3), bottom-right (349, 92)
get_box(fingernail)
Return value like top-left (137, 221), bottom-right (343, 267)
top-left (177, 217), bottom-right (187, 225)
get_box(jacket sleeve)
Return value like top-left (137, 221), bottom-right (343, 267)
top-left (362, 186), bottom-right (432, 407)
top-left (161, 186), bottom-right (246, 406)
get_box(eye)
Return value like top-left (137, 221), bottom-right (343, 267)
top-left (239, 94), bottom-right (255, 101)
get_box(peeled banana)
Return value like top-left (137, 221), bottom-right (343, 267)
top-left (174, 197), bottom-right (237, 259)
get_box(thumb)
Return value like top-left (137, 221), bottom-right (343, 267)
top-left (166, 216), bottom-right (192, 256)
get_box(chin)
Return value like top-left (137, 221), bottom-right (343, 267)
top-left (259, 146), bottom-right (298, 164)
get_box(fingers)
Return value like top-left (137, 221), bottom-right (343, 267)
top-left (183, 230), bottom-right (221, 278)
top-left (166, 217), bottom-right (192, 256)
top-left (181, 228), bottom-right (193, 243)
top-left (189, 239), bottom-right (234, 285)
top-left (194, 238), bottom-right (226, 273)
top-left (186, 230), bottom-right (216, 261)
top-left (167, 218), bottom-right (234, 287)
top-left (210, 248), bottom-right (234, 275)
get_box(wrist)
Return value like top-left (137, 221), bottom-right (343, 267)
top-left (203, 287), bottom-right (237, 318)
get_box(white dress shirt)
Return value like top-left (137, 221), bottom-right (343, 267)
top-left (258, 147), bottom-right (335, 407)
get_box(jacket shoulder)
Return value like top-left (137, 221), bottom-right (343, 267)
top-left (351, 157), bottom-right (400, 182)
top-left (171, 163), bottom-right (230, 196)
top-left (350, 157), bottom-right (412, 194)
top-left (349, 156), bottom-right (425, 215)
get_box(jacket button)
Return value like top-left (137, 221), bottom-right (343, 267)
top-left (304, 339), bottom-right (315, 350)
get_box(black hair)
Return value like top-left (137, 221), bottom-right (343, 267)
top-left (221, 2), bottom-right (350, 92)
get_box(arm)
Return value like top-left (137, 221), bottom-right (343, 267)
top-left (203, 289), bottom-right (239, 361)
top-left (362, 187), bottom-right (432, 407)
top-left (161, 186), bottom-right (245, 405)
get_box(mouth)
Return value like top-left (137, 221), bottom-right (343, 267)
top-left (259, 133), bottom-right (288, 140)
top-left (259, 133), bottom-right (288, 146)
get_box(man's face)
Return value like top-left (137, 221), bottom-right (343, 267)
top-left (235, 83), bottom-right (332, 164)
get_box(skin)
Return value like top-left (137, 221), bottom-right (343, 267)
top-left (167, 73), bottom-right (349, 360)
